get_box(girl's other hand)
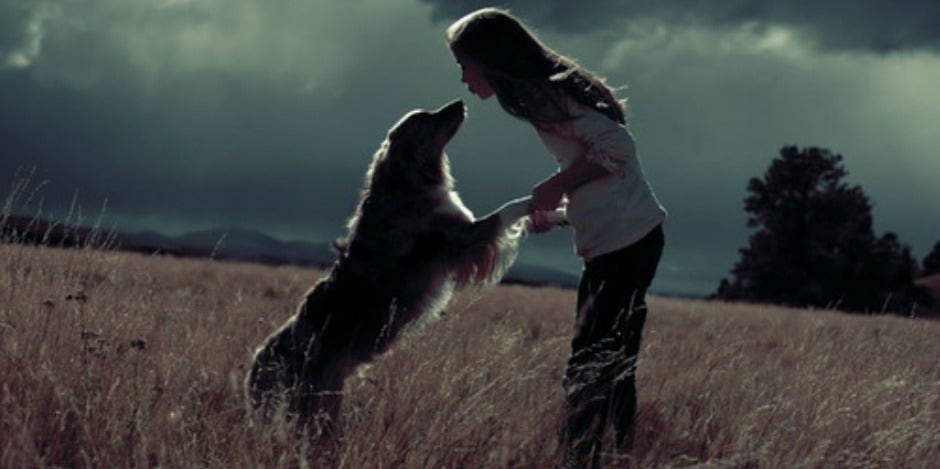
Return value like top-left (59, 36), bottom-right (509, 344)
top-left (527, 210), bottom-right (556, 233)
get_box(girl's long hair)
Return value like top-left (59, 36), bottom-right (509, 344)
top-left (445, 7), bottom-right (625, 127)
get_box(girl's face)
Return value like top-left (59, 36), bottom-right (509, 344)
top-left (455, 54), bottom-right (494, 100)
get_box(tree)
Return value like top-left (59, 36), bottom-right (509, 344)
top-left (716, 146), bottom-right (930, 313)
top-left (923, 241), bottom-right (940, 276)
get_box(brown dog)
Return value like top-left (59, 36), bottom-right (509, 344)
top-left (245, 100), bottom-right (541, 434)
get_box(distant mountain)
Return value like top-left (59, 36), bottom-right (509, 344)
top-left (123, 226), bottom-right (578, 287)
top-left (2, 215), bottom-right (576, 288)
top-left (505, 263), bottom-right (579, 288)
top-left (120, 227), bottom-right (336, 267)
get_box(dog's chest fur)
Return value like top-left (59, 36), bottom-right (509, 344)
top-left (433, 188), bottom-right (475, 221)
top-left (309, 187), bottom-right (475, 354)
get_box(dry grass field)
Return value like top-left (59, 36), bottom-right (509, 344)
top-left (1, 240), bottom-right (938, 468)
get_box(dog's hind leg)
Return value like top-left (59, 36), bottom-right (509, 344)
top-left (246, 324), bottom-right (302, 422)
top-left (291, 359), bottom-right (350, 438)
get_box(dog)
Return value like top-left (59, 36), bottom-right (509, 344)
top-left (245, 100), bottom-right (556, 434)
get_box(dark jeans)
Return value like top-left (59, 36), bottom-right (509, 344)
top-left (561, 225), bottom-right (664, 469)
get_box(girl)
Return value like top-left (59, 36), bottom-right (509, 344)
top-left (445, 8), bottom-right (667, 467)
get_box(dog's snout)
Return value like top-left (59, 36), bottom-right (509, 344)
top-left (436, 99), bottom-right (466, 117)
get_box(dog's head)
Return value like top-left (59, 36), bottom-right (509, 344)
top-left (341, 100), bottom-right (467, 257)
top-left (366, 99), bottom-right (466, 193)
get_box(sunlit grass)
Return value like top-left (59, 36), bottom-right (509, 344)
top-left (1, 237), bottom-right (938, 468)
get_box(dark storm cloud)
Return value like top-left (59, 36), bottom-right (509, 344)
top-left (0, 2), bottom-right (44, 68)
top-left (1, 70), bottom-right (344, 234)
top-left (2, 0), bottom-right (937, 297)
top-left (0, 65), bottom-right (443, 239)
top-left (0, 2), bottom-right (31, 50)
top-left (0, 0), bottom-right (541, 239)
top-left (421, 0), bottom-right (940, 52)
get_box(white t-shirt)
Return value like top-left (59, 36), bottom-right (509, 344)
top-left (535, 97), bottom-right (667, 261)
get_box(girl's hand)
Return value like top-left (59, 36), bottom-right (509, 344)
top-left (528, 210), bottom-right (557, 233)
top-left (530, 177), bottom-right (565, 212)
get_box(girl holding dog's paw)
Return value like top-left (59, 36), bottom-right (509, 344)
top-left (445, 8), bottom-right (667, 467)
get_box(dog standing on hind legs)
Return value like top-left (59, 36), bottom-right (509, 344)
top-left (245, 99), bottom-right (563, 436)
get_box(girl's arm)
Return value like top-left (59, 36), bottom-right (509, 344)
top-left (530, 102), bottom-right (637, 212)
top-left (530, 157), bottom-right (608, 211)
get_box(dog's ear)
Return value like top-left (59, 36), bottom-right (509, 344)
top-left (386, 110), bottom-right (423, 145)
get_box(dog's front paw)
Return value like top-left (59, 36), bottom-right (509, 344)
top-left (524, 208), bottom-right (568, 233)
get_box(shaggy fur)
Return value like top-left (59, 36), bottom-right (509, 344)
top-left (245, 100), bottom-right (532, 433)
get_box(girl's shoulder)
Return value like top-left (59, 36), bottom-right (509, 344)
top-left (537, 93), bottom-right (624, 138)
top-left (562, 92), bottom-right (623, 121)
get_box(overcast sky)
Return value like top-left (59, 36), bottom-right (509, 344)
top-left (2, 0), bottom-right (938, 296)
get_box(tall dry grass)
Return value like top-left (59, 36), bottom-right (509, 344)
top-left (1, 239), bottom-right (938, 468)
